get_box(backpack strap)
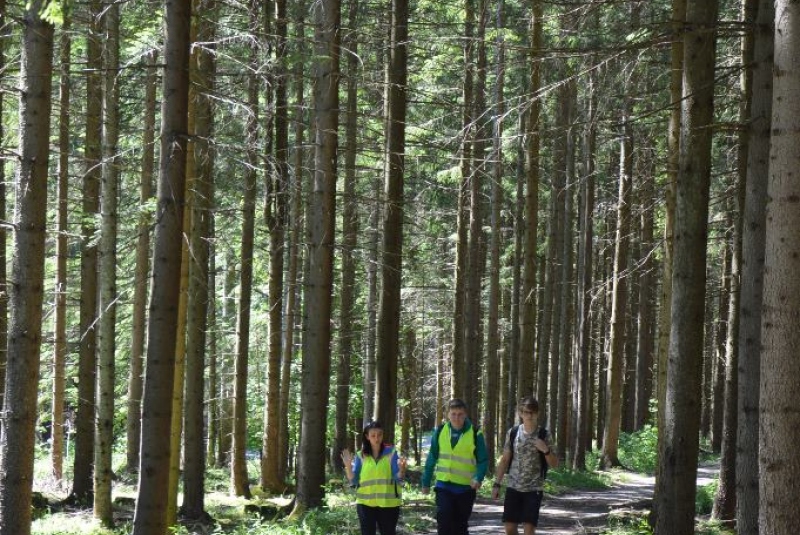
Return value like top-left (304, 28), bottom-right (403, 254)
top-left (537, 427), bottom-right (549, 479)
top-left (508, 424), bottom-right (520, 462)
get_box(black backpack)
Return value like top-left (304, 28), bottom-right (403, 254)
top-left (508, 425), bottom-right (549, 479)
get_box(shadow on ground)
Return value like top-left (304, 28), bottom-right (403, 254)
top-left (413, 465), bottom-right (718, 535)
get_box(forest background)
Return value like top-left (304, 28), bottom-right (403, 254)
top-left (0, 0), bottom-right (796, 534)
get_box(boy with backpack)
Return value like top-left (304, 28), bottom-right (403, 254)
top-left (491, 397), bottom-right (557, 535)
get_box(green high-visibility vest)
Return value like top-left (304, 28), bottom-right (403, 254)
top-left (356, 449), bottom-right (401, 507)
top-left (434, 424), bottom-right (478, 485)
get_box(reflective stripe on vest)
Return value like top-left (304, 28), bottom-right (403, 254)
top-left (357, 450), bottom-right (401, 507)
top-left (434, 424), bottom-right (477, 485)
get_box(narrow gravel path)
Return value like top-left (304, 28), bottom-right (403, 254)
top-left (409, 466), bottom-right (718, 535)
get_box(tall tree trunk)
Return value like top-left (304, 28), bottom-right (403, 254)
top-left (464, 0), bottom-right (487, 408)
top-left (294, 0), bottom-right (339, 509)
top-left (736, 0), bottom-right (771, 533)
top-left (374, 0), bottom-right (407, 442)
top-left (505, 114), bottom-right (524, 431)
top-left (364, 174), bottom-right (380, 424)
top-left (572, 75), bottom-right (596, 470)
top-left (131, 0), bottom-right (191, 531)
top-left (0, 0), bottom-right (7, 429)
top-left (517, 1), bottom-right (541, 398)
top-left (263, 0), bottom-right (290, 491)
top-left (655, 1), bottom-right (718, 532)
top-left (182, 0), bottom-right (216, 516)
top-left (451, 0), bottom-right (473, 400)
top-left (279, 10), bottom-right (305, 481)
top-left (127, 49), bottom-right (157, 474)
top-left (0, 6), bottom-right (52, 533)
top-left (217, 257), bottom-right (237, 467)
top-left (555, 79), bottom-right (576, 454)
top-left (72, 0), bottom-right (103, 503)
top-left (483, 0), bottom-right (504, 470)
top-left (231, 9), bottom-right (260, 494)
top-left (759, 2), bottom-right (800, 533)
top-left (206, 223), bottom-right (218, 468)
top-left (601, 113), bottom-right (633, 469)
top-left (710, 230), bottom-right (731, 453)
top-left (634, 157), bottom-right (656, 431)
top-left (713, 148), bottom-right (744, 524)
top-left (51, 9), bottom-right (71, 482)
top-left (94, 0), bottom-right (120, 523)
top-left (166, 135), bottom-right (192, 528)
top-left (652, 0), bottom-right (684, 524)
top-left (331, 0), bottom-right (359, 476)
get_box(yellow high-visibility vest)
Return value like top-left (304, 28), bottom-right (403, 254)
top-left (434, 424), bottom-right (478, 485)
top-left (356, 449), bottom-right (401, 507)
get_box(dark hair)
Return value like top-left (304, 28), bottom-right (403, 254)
top-left (518, 396), bottom-right (539, 413)
top-left (447, 398), bottom-right (468, 411)
top-left (361, 421), bottom-right (385, 455)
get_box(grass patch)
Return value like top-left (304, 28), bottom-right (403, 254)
top-left (598, 512), bottom-right (735, 535)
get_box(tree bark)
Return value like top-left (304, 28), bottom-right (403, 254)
top-left (759, 2), bottom-right (800, 533)
top-left (51, 9), bottom-right (71, 482)
top-left (651, 0), bottom-right (684, 521)
top-left (0, 0), bottom-right (7, 429)
top-left (72, 0), bottom-right (103, 503)
top-left (572, 74), bottom-right (596, 470)
top-left (634, 158), bottom-right (656, 431)
top-left (0, 6), bottom-right (52, 533)
top-left (263, 0), bottom-right (290, 491)
top-left (374, 0), bottom-right (407, 442)
top-left (331, 0), bottom-right (359, 476)
top-left (517, 0), bottom-right (541, 398)
top-left (94, 0), bottom-right (120, 523)
top-left (451, 0), bottom-right (474, 401)
top-left (710, 230), bottom-right (731, 453)
top-left (735, 2), bottom-right (771, 534)
top-left (231, 13), bottom-right (260, 494)
top-left (655, 1), bottom-right (718, 532)
top-left (279, 9), bottom-right (305, 481)
top-left (601, 113), bottom-right (633, 469)
top-left (127, 49), bottom-right (157, 474)
top-left (483, 0), bottom-right (504, 469)
top-left (713, 172), bottom-right (743, 523)
top-left (131, 0), bottom-right (191, 531)
top-left (182, 0), bottom-right (216, 516)
top-left (294, 0), bottom-right (339, 509)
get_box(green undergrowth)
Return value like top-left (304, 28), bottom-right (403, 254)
top-left (600, 510), bottom-right (735, 535)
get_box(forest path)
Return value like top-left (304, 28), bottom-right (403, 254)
top-left (408, 465), bottom-right (718, 535)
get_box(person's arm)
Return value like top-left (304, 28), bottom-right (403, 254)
top-left (391, 450), bottom-right (407, 483)
top-left (535, 433), bottom-right (559, 468)
top-left (471, 429), bottom-right (489, 489)
top-left (492, 448), bottom-right (512, 500)
top-left (421, 428), bottom-right (441, 490)
top-left (341, 449), bottom-right (356, 485)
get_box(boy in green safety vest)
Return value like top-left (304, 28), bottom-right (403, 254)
top-left (421, 398), bottom-right (488, 535)
top-left (342, 421), bottom-right (407, 535)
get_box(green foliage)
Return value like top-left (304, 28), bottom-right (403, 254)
top-left (601, 510), bottom-right (652, 535)
top-left (618, 425), bottom-right (659, 475)
top-left (541, 466), bottom-right (612, 495)
top-left (695, 480), bottom-right (718, 516)
top-left (599, 512), bottom-right (735, 535)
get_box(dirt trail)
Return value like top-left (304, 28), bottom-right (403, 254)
top-left (411, 466), bottom-right (718, 535)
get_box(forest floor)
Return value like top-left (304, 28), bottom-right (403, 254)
top-left (406, 465), bottom-right (718, 535)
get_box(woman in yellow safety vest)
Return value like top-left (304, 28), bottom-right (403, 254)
top-left (342, 421), bottom-right (407, 535)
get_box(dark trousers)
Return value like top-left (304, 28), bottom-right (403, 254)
top-left (356, 503), bottom-right (400, 535)
top-left (435, 487), bottom-right (477, 535)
